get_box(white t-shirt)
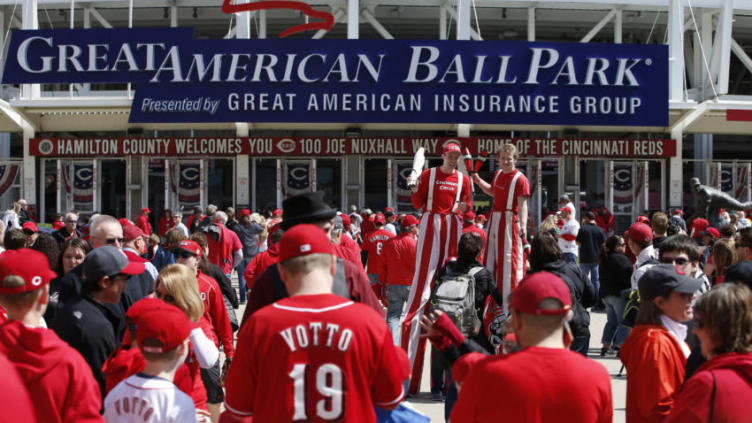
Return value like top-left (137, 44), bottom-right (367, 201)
top-left (558, 218), bottom-right (580, 256)
top-left (104, 374), bottom-right (197, 423)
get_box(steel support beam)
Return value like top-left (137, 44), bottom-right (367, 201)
top-left (580, 8), bottom-right (617, 43)
top-left (362, 8), bottom-right (393, 39)
top-left (87, 6), bottom-right (113, 28)
top-left (439, 2), bottom-right (447, 40)
top-left (668, 0), bottom-right (685, 102)
top-left (313, 8), bottom-right (344, 39)
top-left (716, 0), bottom-right (733, 94)
top-left (614, 8), bottom-right (622, 43)
top-left (527, 6), bottom-right (535, 41)
top-left (444, 5), bottom-right (481, 40)
top-left (456, 0), bottom-right (470, 41)
top-left (731, 38), bottom-right (752, 76)
top-left (347, 0), bottom-right (359, 39)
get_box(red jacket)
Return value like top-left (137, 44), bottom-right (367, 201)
top-left (207, 224), bottom-right (239, 275)
top-left (158, 216), bottom-right (171, 237)
top-left (0, 320), bottom-right (103, 423)
top-left (665, 352), bottom-right (752, 423)
top-left (244, 243), bottom-right (280, 291)
top-left (361, 215), bottom-right (375, 241)
top-left (197, 271), bottom-right (235, 359)
top-left (136, 214), bottom-right (152, 235)
top-left (378, 233), bottom-right (417, 286)
top-left (339, 231), bottom-right (365, 271)
top-left (620, 324), bottom-right (687, 423)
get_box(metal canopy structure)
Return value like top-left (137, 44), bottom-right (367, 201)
top-left (3, 0), bottom-right (752, 206)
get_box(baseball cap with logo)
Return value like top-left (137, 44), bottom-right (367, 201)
top-left (123, 225), bottom-right (145, 242)
top-left (172, 240), bottom-right (202, 257)
top-left (0, 249), bottom-right (58, 294)
top-left (82, 246), bottom-right (145, 283)
top-left (131, 299), bottom-right (198, 354)
top-left (374, 214), bottom-right (386, 225)
top-left (626, 222), bottom-right (653, 244)
top-left (279, 224), bottom-right (333, 263)
top-left (638, 263), bottom-right (702, 300)
top-left (442, 142), bottom-right (462, 154)
top-left (401, 215), bottom-right (419, 227)
top-left (510, 271), bottom-right (572, 315)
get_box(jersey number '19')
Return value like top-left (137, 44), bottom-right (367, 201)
top-left (289, 362), bottom-right (344, 421)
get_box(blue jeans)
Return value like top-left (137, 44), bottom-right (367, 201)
top-left (580, 262), bottom-right (600, 302)
top-left (602, 295), bottom-right (631, 347)
top-left (235, 258), bottom-right (251, 303)
top-left (385, 285), bottom-right (410, 344)
top-left (563, 252), bottom-right (578, 265)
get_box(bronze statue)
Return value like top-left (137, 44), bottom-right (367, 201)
top-left (691, 177), bottom-right (752, 227)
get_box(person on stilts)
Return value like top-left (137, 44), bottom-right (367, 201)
top-left (473, 144), bottom-right (530, 320)
top-left (400, 141), bottom-right (472, 395)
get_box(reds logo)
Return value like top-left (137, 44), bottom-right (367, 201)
top-left (222, 1), bottom-right (335, 38)
top-left (277, 138), bottom-right (296, 153)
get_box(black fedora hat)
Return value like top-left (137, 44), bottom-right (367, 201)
top-left (280, 192), bottom-right (337, 230)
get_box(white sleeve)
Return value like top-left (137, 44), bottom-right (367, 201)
top-left (190, 327), bottom-right (219, 368)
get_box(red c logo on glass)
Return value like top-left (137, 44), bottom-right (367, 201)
top-left (222, 1), bottom-right (335, 38)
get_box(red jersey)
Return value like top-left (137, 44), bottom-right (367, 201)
top-left (412, 167), bottom-right (471, 215)
top-left (136, 214), bottom-right (152, 235)
top-left (451, 347), bottom-right (612, 423)
top-left (197, 271), bottom-right (234, 359)
top-left (364, 229), bottom-right (395, 276)
top-left (379, 233), bottom-right (417, 286)
top-left (225, 294), bottom-right (408, 422)
top-left (491, 169), bottom-right (530, 212)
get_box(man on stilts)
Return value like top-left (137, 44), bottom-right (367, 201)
top-left (473, 143), bottom-right (530, 318)
top-left (400, 141), bottom-right (472, 394)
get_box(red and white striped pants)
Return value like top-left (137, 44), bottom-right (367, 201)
top-left (484, 210), bottom-right (525, 314)
top-left (399, 212), bottom-right (462, 394)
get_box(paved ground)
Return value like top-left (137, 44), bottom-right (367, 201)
top-left (232, 281), bottom-right (625, 422)
top-left (408, 310), bottom-right (627, 422)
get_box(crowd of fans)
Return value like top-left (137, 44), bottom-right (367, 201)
top-left (1, 193), bottom-right (752, 423)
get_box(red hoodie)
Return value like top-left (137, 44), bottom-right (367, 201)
top-left (665, 352), bottom-right (752, 423)
top-left (0, 352), bottom-right (35, 422)
top-left (244, 242), bottom-right (280, 291)
top-left (0, 320), bottom-right (103, 422)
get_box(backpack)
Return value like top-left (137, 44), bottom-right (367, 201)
top-left (430, 266), bottom-right (484, 337)
top-left (622, 257), bottom-right (659, 328)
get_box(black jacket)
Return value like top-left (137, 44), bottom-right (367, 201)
top-left (204, 261), bottom-right (239, 309)
top-left (52, 227), bottom-right (85, 246)
top-left (51, 295), bottom-right (122, 398)
top-left (599, 251), bottom-right (633, 298)
top-left (530, 260), bottom-right (596, 338)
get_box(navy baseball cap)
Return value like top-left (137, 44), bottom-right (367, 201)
top-left (638, 263), bottom-right (702, 299)
top-left (82, 246), bottom-right (145, 283)
top-left (724, 261), bottom-right (752, 291)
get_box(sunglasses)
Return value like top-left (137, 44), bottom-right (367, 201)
top-left (176, 251), bottom-right (197, 260)
top-left (65, 219), bottom-right (78, 224)
top-left (660, 256), bottom-right (690, 265)
top-left (155, 290), bottom-right (176, 303)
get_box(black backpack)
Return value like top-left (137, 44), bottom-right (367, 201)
top-left (622, 258), bottom-right (659, 328)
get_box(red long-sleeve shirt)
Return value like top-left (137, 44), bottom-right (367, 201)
top-left (244, 243), bottom-right (280, 291)
top-left (197, 271), bottom-right (234, 359)
top-left (412, 167), bottom-right (471, 215)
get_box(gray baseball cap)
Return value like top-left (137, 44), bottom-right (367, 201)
top-left (82, 246), bottom-right (145, 283)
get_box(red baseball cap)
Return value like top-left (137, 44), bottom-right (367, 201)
top-left (401, 215), bottom-right (419, 227)
top-left (21, 221), bottom-right (37, 233)
top-left (238, 209), bottom-right (251, 217)
top-left (0, 249), bottom-right (58, 294)
top-left (385, 207), bottom-right (394, 213)
top-left (374, 214), bottom-right (386, 225)
top-left (442, 142), bottom-right (461, 154)
top-left (703, 227), bottom-right (720, 239)
top-left (279, 224), bottom-right (332, 263)
top-left (464, 210), bottom-right (476, 222)
top-left (672, 208), bottom-right (684, 216)
top-left (272, 209), bottom-right (283, 217)
top-left (476, 214), bottom-right (487, 222)
top-left (172, 240), bottom-right (202, 257)
top-left (340, 213), bottom-right (351, 227)
top-left (691, 218), bottom-right (709, 236)
top-left (510, 271), bottom-right (572, 315)
top-left (141, 208), bottom-right (151, 213)
top-left (118, 218), bottom-right (132, 227)
top-left (131, 299), bottom-right (197, 354)
top-left (559, 206), bottom-right (572, 214)
top-left (637, 215), bottom-right (650, 225)
top-left (123, 225), bottom-right (145, 242)
top-left (626, 222), bottom-right (653, 244)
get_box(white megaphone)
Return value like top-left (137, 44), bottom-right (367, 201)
top-left (406, 147), bottom-right (425, 188)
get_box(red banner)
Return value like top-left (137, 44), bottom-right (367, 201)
top-left (30, 137), bottom-right (676, 158)
top-left (727, 109), bottom-right (752, 122)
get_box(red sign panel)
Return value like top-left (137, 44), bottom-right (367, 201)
top-left (727, 109), bottom-right (752, 122)
top-left (30, 137), bottom-right (676, 158)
